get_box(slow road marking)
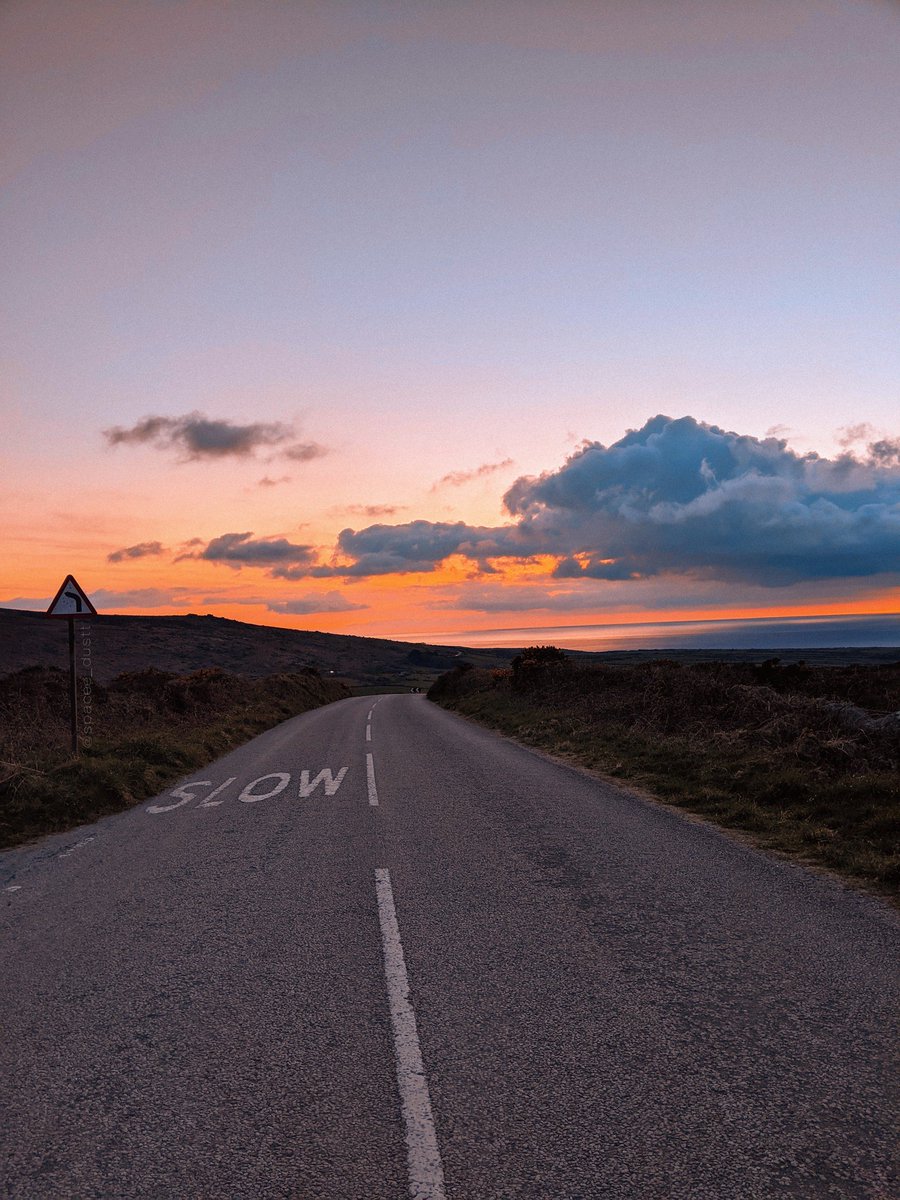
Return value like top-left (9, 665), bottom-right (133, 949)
top-left (146, 768), bottom-right (350, 815)
top-left (375, 869), bottom-right (446, 1200)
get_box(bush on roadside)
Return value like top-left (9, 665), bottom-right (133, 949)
top-left (0, 665), bottom-right (350, 846)
top-left (428, 656), bottom-right (900, 897)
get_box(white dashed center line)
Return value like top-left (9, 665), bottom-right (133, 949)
top-left (375, 869), bottom-right (446, 1200)
top-left (366, 752), bottom-right (379, 806)
top-left (366, 724), bottom-right (372, 742)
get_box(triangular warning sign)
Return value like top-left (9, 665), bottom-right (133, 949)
top-left (46, 575), bottom-right (98, 618)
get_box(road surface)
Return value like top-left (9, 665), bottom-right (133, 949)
top-left (2, 694), bottom-right (898, 1199)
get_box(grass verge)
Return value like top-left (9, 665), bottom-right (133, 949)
top-left (0, 666), bottom-right (350, 847)
top-left (429, 651), bottom-right (900, 903)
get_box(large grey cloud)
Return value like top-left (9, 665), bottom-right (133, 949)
top-left (182, 532), bottom-right (339, 579)
top-left (192, 532), bottom-right (318, 569)
top-left (103, 412), bottom-right (326, 463)
top-left (333, 415), bottom-right (900, 586)
top-left (334, 520), bottom-right (529, 576)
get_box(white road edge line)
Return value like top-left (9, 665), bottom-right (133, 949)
top-left (375, 869), bottom-right (447, 1200)
top-left (366, 752), bottom-right (379, 806)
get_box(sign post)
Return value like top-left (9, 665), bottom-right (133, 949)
top-left (46, 576), bottom-right (97, 755)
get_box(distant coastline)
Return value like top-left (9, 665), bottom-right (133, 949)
top-left (423, 613), bottom-right (900, 652)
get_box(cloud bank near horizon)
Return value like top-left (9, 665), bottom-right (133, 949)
top-left (329, 415), bottom-right (900, 586)
top-left (113, 415), bottom-right (900, 598)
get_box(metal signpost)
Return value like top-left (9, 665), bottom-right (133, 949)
top-left (45, 575), bottom-right (97, 754)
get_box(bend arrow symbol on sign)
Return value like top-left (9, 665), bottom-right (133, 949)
top-left (45, 575), bottom-right (97, 618)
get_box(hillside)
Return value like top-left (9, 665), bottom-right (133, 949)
top-left (0, 608), bottom-right (516, 687)
top-left (2, 608), bottom-right (896, 688)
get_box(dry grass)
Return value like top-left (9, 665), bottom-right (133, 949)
top-left (429, 653), bottom-right (900, 901)
top-left (0, 665), bottom-right (349, 847)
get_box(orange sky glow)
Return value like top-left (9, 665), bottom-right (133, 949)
top-left (1, 1), bottom-right (898, 647)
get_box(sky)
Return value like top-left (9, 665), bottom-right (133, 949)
top-left (1, 0), bottom-right (898, 644)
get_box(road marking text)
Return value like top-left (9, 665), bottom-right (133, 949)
top-left (146, 767), bottom-right (350, 815)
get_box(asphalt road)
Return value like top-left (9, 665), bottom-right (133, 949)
top-left (2, 694), bottom-right (898, 1199)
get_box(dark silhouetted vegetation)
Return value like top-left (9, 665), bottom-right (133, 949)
top-left (0, 665), bottom-right (349, 847)
top-left (429, 650), bottom-right (900, 901)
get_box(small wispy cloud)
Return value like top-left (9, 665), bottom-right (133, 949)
top-left (1, 588), bottom-right (193, 611)
top-left (266, 591), bottom-right (367, 615)
top-left (430, 458), bottom-right (514, 491)
top-left (107, 540), bottom-right (166, 563)
top-left (282, 442), bottom-right (327, 462)
top-left (838, 423), bottom-right (875, 449)
top-left (335, 503), bottom-right (407, 518)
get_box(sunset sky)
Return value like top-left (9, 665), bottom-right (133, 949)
top-left (2, 0), bottom-right (898, 643)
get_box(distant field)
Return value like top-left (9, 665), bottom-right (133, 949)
top-left (0, 665), bottom-right (349, 847)
top-left (429, 651), bottom-right (900, 902)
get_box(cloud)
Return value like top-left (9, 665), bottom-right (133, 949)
top-left (838, 423), bottom-right (875, 449)
top-left (180, 531), bottom-right (340, 579)
top-left (1, 587), bottom-right (190, 610)
top-left (334, 519), bottom-right (528, 576)
top-left (431, 457), bottom-right (515, 491)
top-left (503, 414), bottom-right (900, 585)
top-left (334, 503), bottom-right (407, 518)
top-left (103, 412), bottom-right (327, 463)
top-left (107, 540), bottom-right (166, 563)
top-left (148, 415), bottom-right (899, 589)
top-left (266, 591), bottom-right (367, 615)
top-left (836, 422), bottom-right (900, 466)
top-left (0, 596), bottom-right (53, 610)
top-left (257, 475), bottom-right (292, 488)
top-left (868, 438), bottom-right (900, 467)
top-left (282, 442), bottom-right (327, 462)
top-left (332, 415), bottom-right (900, 586)
top-left (185, 531), bottom-right (319, 571)
top-left (91, 588), bottom-right (192, 609)
top-left (269, 564), bottom-right (342, 580)
top-left (440, 585), bottom-right (612, 613)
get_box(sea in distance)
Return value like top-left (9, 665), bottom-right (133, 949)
top-left (425, 613), bottom-right (900, 653)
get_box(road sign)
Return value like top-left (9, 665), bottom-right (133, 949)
top-left (45, 576), bottom-right (98, 754)
top-left (46, 575), bottom-right (97, 618)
